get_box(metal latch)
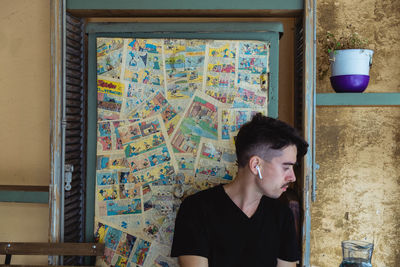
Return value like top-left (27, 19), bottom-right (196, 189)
top-left (64, 164), bottom-right (74, 191)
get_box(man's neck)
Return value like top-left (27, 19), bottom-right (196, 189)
top-left (223, 169), bottom-right (263, 218)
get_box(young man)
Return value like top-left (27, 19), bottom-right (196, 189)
top-left (171, 113), bottom-right (309, 267)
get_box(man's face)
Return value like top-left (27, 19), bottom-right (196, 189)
top-left (257, 145), bottom-right (297, 199)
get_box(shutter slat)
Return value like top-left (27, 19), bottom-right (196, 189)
top-left (66, 91), bottom-right (82, 100)
top-left (66, 68), bottom-right (82, 79)
top-left (66, 54), bottom-right (80, 64)
top-left (66, 122), bottom-right (82, 130)
top-left (66, 76), bottom-right (81, 86)
top-left (65, 99), bottom-right (82, 108)
top-left (66, 136), bottom-right (81, 145)
top-left (66, 84), bottom-right (82, 94)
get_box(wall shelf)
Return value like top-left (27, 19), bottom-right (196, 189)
top-left (0, 186), bottom-right (49, 204)
top-left (316, 93), bottom-right (400, 106)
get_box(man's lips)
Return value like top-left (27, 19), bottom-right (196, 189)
top-left (281, 183), bottom-right (291, 190)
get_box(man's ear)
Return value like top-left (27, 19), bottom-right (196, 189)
top-left (248, 156), bottom-right (262, 176)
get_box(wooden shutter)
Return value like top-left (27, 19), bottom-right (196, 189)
top-left (294, 17), bottom-right (304, 133)
top-left (63, 13), bottom-right (86, 265)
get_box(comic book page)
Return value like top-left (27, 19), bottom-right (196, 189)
top-left (164, 39), bottom-right (206, 100)
top-left (194, 138), bottom-right (237, 184)
top-left (218, 108), bottom-right (267, 141)
top-left (170, 91), bottom-right (220, 155)
top-left (95, 37), bottom-right (271, 267)
top-left (203, 41), bottom-right (238, 105)
top-left (233, 41), bottom-right (270, 108)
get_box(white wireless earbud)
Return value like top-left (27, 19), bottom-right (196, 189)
top-left (256, 165), bottom-right (263, 179)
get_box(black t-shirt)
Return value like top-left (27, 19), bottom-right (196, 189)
top-left (171, 185), bottom-right (299, 267)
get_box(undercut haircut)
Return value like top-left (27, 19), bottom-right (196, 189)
top-left (234, 113), bottom-right (308, 168)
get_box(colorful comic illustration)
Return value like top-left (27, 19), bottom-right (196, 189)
top-left (124, 132), bottom-right (165, 158)
top-left (113, 120), bottom-right (138, 150)
top-left (123, 39), bottom-right (164, 95)
top-left (204, 43), bottom-right (237, 104)
top-left (208, 41), bottom-right (236, 58)
top-left (97, 186), bottom-right (119, 201)
top-left (95, 222), bottom-right (109, 243)
top-left (103, 247), bottom-right (115, 265)
top-left (171, 93), bottom-right (219, 154)
top-left (237, 71), bottom-right (269, 90)
top-left (97, 121), bottom-right (113, 152)
top-left (240, 42), bottom-right (269, 56)
top-left (98, 49), bottom-right (123, 79)
top-left (127, 92), bottom-right (179, 136)
top-left (98, 79), bottom-right (125, 97)
top-left (155, 214), bottom-right (176, 246)
top-left (141, 185), bottom-right (179, 241)
top-left (97, 172), bottom-right (118, 185)
top-left (219, 108), bottom-right (266, 140)
top-left (130, 162), bottom-right (176, 186)
top-left (127, 146), bottom-right (172, 174)
top-left (117, 123), bottom-right (143, 145)
top-left (130, 239), bottom-right (151, 266)
top-left (194, 139), bottom-right (237, 183)
top-left (116, 233), bottom-right (137, 258)
top-left (238, 56), bottom-right (268, 74)
top-left (145, 242), bottom-right (178, 267)
top-left (104, 226), bottom-right (123, 250)
top-left (103, 154), bottom-right (129, 170)
top-left (97, 38), bottom-right (124, 58)
top-left (232, 87), bottom-right (267, 108)
top-left (176, 153), bottom-right (196, 171)
top-left (150, 185), bottom-right (180, 216)
top-left (98, 79), bottom-right (125, 118)
top-left (99, 216), bottom-right (142, 235)
top-left (118, 170), bottom-right (140, 184)
top-left (122, 82), bottom-right (159, 117)
top-left (164, 39), bottom-right (206, 100)
top-left (114, 255), bottom-right (129, 267)
top-left (95, 222), bottom-right (141, 267)
top-left (98, 109), bottom-right (121, 121)
top-left (119, 183), bottom-right (140, 199)
top-left (106, 198), bottom-right (142, 216)
top-left (95, 37), bottom-right (271, 267)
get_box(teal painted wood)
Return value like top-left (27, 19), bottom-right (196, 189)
top-left (87, 22), bottom-right (281, 117)
top-left (302, 0), bottom-right (317, 265)
top-left (86, 22), bottom-right (282, 240)
top-left (67, 0), bottom-right (303, 10)
top-left (85, 33), bottom-right (97, 243)
top-left (316, 93), bottom-right (400, 106)
top-left (85, 22), bottom-right (284, 35)
top-left (0, 191), bottom-right (48, 204)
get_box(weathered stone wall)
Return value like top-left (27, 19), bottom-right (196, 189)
top-left (317, 0), bottom-right (400, 93)
top-left (313, 0), bottom-right (400, 266)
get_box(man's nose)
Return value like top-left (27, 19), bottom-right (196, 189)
top-left (287, 169), bottom-right (296, 182)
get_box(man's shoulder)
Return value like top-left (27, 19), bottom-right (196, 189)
top-left (261, 196), bottom-right (293, 217)
top-left (182, 184), bottom-right (223, 206)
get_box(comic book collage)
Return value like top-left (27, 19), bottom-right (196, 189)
top-left (95, 37), bottom-right (270, 267)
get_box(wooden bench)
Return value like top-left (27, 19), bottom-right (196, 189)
top-left (0, 242), bottom-right (104, 266)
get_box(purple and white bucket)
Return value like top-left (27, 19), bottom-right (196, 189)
top-left (329, 49), bottom-right (374, 93)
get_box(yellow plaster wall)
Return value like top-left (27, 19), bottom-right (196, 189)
top-left (313, 0), bottom-right (400, 266)
top-left (317, 0), bottom-right (400, 93)
top-left (0, 1), bottom-right (50, 264)
top-left (0, 203), bottom-right (49, 264)
top-left (0, 0), bottom-right (50, 186)
top-left (313, 107), bottom-right (400, 266)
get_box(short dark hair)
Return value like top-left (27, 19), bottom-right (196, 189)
top-left (234, 113), bottom-right (308, 168)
